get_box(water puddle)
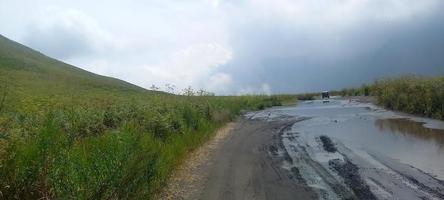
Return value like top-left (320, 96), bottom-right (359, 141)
top-left (375, 118), bottom-right (444, 150)
top-left (273, 99), bottom-right (444, 180)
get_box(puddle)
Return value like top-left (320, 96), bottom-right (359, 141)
top-left (274, 99), bottom-right (444, 180)
top-left (375, 118), bottom-right (444, 150)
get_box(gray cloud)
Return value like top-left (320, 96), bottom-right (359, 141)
top-left (216, 1), bottom-right (444, 93)
top-left (1, 0), bottom-right (443, 94)
top-left (24, 25), bottom-right (94, 59)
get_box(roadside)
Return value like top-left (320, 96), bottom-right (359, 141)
top-left (157, 122), bottom-right (235, 199)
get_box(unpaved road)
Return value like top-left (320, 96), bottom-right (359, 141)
top-left (163, 98), bottom-right (444, 200)
top-left (198, 118), bottom-right (316, 200)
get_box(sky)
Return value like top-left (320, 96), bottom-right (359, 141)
top-left (1, 0), bottom-right (444, 94)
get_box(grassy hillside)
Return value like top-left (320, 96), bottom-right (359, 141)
top-left (0, 35), bottom-right (296, 199)
top-left (0, 34), bottom-right (160, 111)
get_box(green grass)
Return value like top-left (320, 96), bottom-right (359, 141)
top-left (372, 76), bottom-right (444, 119)
top-left (296, 93), bottom-right (318, 101)
top-left (337, 75), bottom-right (444, 120)
top-left (0, 34), bottom-right (297, 199)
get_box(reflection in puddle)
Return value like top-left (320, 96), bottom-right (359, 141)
top-left (273, 100), bottom-right (444, 179)
top-left (375, 118), bottom-right (444, 150)
top-left (287, 100), bottom-right (444, 179)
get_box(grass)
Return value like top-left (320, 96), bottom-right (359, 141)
top-left (0, 34), bottom-right (297, 199)
top-left (296, 93), bottom-right (318, 101)
top-left (337, 75), bottom-right (444, 120)
top-left (372, 76), bottom-right (444, 119)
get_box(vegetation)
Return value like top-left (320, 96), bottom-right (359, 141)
top-left (296, 93), bottom-right (318, 101)
top-left (338, 75), bottom-right (444, 120)
top-left (334, 84), bottom-right (372, 97)
top-left (372, 76), bottom-right (444, 119)
top-left (0, 35), bottom-right (296, 199)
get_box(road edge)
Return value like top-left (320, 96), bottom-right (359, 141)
top-left (156, 122), bottom-right (236, 199)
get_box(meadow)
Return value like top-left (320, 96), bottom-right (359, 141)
top-left (0, 91), bottom-right (292, 199)
top-left (0, 35), bottom-right (297, 199)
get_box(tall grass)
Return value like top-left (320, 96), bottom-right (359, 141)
top-left (0, 93), bottom-right (294, 199)
top-left (338, 75), bottom-right (444, 120)
top-left (372, 76), bottom-right (444, 119)
top-left (296, 93), bottom-right (318, 101)
top-left (334, 84), bottom-right (372, 97)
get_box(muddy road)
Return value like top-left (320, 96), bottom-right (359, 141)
top-left (196, 118), bottom-right (315, 200)
top-left (178, 98), bottom-right (444, 200)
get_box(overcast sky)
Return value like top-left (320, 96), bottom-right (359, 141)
top-left (1, 0), bottom-right (444, 94)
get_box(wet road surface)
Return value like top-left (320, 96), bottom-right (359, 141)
top-left (195, 98), bottom-right (444, 200)
top-left (250, 98), bottom-right (444, 199)
top-left (196, 118), bottom-right (317, 200)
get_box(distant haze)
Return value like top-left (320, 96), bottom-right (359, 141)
top-left (1, 0), bottom-right (443, 94)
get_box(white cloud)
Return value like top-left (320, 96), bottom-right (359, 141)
top-left (236, 83), bottom-right (273, 95)
top-left (142, 43), bottom-right (232, 88)
top-left (17, 4), bottom-right (232, 93)
top-left (260, 83), bottom-right (272, 95)
top-left (206, 73), bottom-right (233, 95)
top-left (204, 0), bottom-right (221, 8)
top-left (23, 6), bottom-right (118, 60)
top-left (82, 43), bottom-right (232, 92)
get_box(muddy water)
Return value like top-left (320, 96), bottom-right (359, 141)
top-left (278, 99), bottom-right (444, 180)
top-left (375, 118), bottom-right (444, 151)
top-left (252, 98), bottom-right (444, 199)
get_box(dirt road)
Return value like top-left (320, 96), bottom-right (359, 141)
top-left (161, 118), bottom-right (317, 200)
top-left (198, 118), bottom-right (316, 200)
top-left (162, 98), bottom-right (444, 200)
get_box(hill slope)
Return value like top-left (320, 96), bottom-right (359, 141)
top-left (0, 34), bottom-right (155, 103)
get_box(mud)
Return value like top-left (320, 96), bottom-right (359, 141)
top-left (195, 118), bottom-right (317, 200)
top-left (329, 159), bottom-right (376, 200)
top-left (319, 135), bottom-right (337, 153)
top-left (249, 98), bottom-right (444, 199)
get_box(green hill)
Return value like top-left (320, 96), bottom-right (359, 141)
top-left (0, 34), bottom-right (162, 110)
top-left (0, 34), bottom-right (294, 199)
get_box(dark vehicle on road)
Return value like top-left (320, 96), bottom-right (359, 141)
top-left (322, 91), bottom-right (330, 102)
top-left (322, 91), bottom-right (330, 103)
